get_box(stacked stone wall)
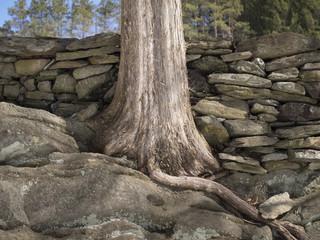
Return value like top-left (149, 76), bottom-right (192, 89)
top-left (1, 32), bottom-right (320, 174)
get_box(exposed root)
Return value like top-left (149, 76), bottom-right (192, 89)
top-left (147, 158), bottom-right (308, 240)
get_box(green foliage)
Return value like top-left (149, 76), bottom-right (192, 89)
top-left (95, 0), bottom-right (120, 33)
top-left (51, 0), bottom-right (69, 37)
top-left (28, 0), bottom-right (52, 36)
top-left (8, 0), bottom-right (29, 36)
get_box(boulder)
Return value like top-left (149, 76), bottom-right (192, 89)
top-left (266, 51), bottom-right (320, 72)
top-left (189, 56), bottom-right (228, 74)
top-left (223, 119), bottom-right (271, 137)
top-left (66, 33), bottom-right (120, 51)
top-left (229, 60), bottom-right (266, 77)
top-left (279, 102), bottom-right (320, 122)
top-left (0, 102), bottom-right (79, 166)
top-left (208, 73), bottom-right (271, 88)
top-left (267, 67), bottom-right (299, 81)
top-left (192, 99), bottom-right (249, 119)
top-left (271, 82), bottom-right (305, 95)
top-left (258, 192), bottom-right (294, 219)
top-left (276, 125), bottom-right (320, 139)
top-left (221, 51), bottom-right (252, 62)
top-left (236, 32), bottom-right (320, 59)
top-left (52, 74), bottom-right (77, 94)
top-left (73, 64), bottom-right (113, 80)
top-left (15, 59), bottom-right (51, 76)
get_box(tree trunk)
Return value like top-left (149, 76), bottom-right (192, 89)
top-left (89, 0), bottom-right (220, 176)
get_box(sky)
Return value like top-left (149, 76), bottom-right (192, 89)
top-left (0, 0), bottom-right (101, 26)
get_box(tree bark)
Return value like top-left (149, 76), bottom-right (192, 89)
top-left (89, 0), bottom-right (220, 176)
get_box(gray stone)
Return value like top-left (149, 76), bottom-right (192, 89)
top-left (262, 152), bottom-right (288, 162)
top-left (252, 58), bottom-right (265, 70)
top-left (304, 82), bottom-right (320, 99)
top-left (56, 46), bottom-right (120, 61)
top-left (0, 102), bottom-right (78, 166)
top-left (89, 54), bottom-right (120, 64)
top-left (76, 72), bottom-right (113, 99)
top-left (0, 63), bottom-right (18, 78)
top-left (52, 103), bottom-right (89, 118)
top-left (266, 51), bottom-right (320, 72)
top-left (219, 153), bottom-right (260, 166)
top-left (275, 137), bottom-right (320, 150)
top-left (222, 162), bottom-right (267, 175)
top-left (258, 113), bottom-right (278, 122)
top-left (25, 91), bottom-right (55, 101)
top-left (263, 160), bottom-right (301, 172)
top-left (308, 162), bottom-right (320, 170)
top-left (221, 51), bottom-right (252, 62)
top-left (23, 78), bottom-right (37, 91)
top-left (56, 93), bottom-right (78, 103)
top-left (192, 99), bottom-right (249, 119)
top-left (66, 33), bottom-right (120, 51)
top-left (49, 60), bottom-right (89, 70)
top-left (3, 56), bottom-right (17, 63)
top-left (251, 103), bottom-right (279, 116)
top-left (208, 73), bottom-right (271, 88)
top-left (76, 103), bottom-right (99, 121)
top-left (258, 192), bottom-right (294, 219)
top-left (73, 64), bottom-right (113, 80)
top-left (37, 69), bottom-right (62, 81)
top-left (195, 116), bottom-right (230, 151)
top-left (267, 67), bottom-right (299, 81)
top-left (289, 149), bottom-right (320, 162)
top-left (186, 54), bottom-right (201, 62)
top-left (271, 82), bottom-right (305, 95)
top-left (248, 99), bottom-right (280, 107)
top-left (103, 84), bottom-right (116, 103)
top-left (190, 56), bottom-right (228, 74)
top-left (276, 125), bottom-right (320, 139)
top-left (186, 38), bottom-right (232, 52)
top-left (53, 74), bottom-right (77, 93)
top-left (279, 102), bottom-right (320, 122)
top-left (270, 90), bottom-right (317, 104)
top-left (229, 60), bottom-right (266, 77)
top-left (299, 70), bottom-right (320, 82)
top-left (15, 59), bottom-right (51, 76)
top-left (3, 84), bottom-right (20, 99)
top-left (0, 36), bottom-right (73, 57)
top-left (236, 32), bottom-right (320, 59)
top-left (301, 62), bottom-right (320, 70)
top-left (223, 119), bottom-right (271, 137)
top-left (215, 84), bottom-right (271, 100)
top-left (37, 81), bottom-right (52, 92)
top-left (229, 136), bottom-right (279, 148)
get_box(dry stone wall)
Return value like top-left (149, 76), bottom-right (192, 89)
top-left (1, 32), bottom-right (320, 175)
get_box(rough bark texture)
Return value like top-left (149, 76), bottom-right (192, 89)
top-left (89, 0), bottom-right (220, 176)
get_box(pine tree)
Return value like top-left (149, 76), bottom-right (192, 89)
top-left (95, 0), bottom-right (120, 33)
top-left (0, 21), bottom-right (14, 37)
top-left (7, 0), bottom-right (29, 36)
top-left (28, 0), bottom-right (52, 36)
top-left (70, 0), bottom-right (94, 38)
top-left (50, 0), bottom-right (69, 37)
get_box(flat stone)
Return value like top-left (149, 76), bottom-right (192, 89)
top-left (275, 137), bottom-right (320, 150)
top-left (229, 60), bottom-right (266, 77)
top-left (222, 162), bottom-right (267, 175)
top-left (215, 84), bottom-right (271, 100)
top-left (263, 161), bottom-right (300, 172)
top-left (276, 125), bottom-right (320, 139)
top-left (25, 91), bottom-right (55, 101)
top-left (236, 32), bottom-right (320, 59)
top-left (299, 70), bottom-right (320, 82)
top-left (278, 102), bottom-right (320, 122)
top-left (258, 113), bottom-right (278, 122)
top-left (3, 84), bottom-right (20, 99)
top-left (186, 54), bottom-right (201, 62)
top-left (289, 149), bottom-right (320, 162)
top-left (0, 63), bottom-right (18, 78)
top-left (221, 51), bottom-right (252, 62)
top-left (56, 46), bottom-right (120, 61)
top-left (73, 64), bottom-right (113, 80)
top-left (229, 136), bottom-right (278, 148)
top-left (15, 59), bottom-right (51, 76)
top-left (66, 33), bottom-right (120, 51)
top-left (258, 192), bottom-right (293, 219)
top-left (23, 78), bottom-right (36, 91)
top-left (52, 74), bottom-right (76, 93)
top-left (262, 152), bottom-right (288, 162)
top-left (304, 82), bottom-right (320, 99)
top-left (0, 79), bottom-right (19, 85)
top-left (219, 153), bottom-right (260, 166)
top-left (301, 62), bottom-right (320, 70)
top-left (186, 38), bottom-right (232, 51)
top-left (267, 67), bottom-right (299, 81)
top-left (190, 56), bottom-right (228, 74)
top-left (192, 99), bottom-right (249, 119)
top-left (37, 69), bottom-right (62, 81)
top-left (271, 82), bottom-right (305, 95)
top-left (223, 119), bottom-right (271, 137)
top-left (76, 72), bottom-right (113, 99)
top-left (270, 90), bottom-right (317, 104)
top-left (208, 73), bottom-right (271, 88)
top-left (3, 56), bottom-right (17, 63)
top-left (248, 99), bottom-right (280, 107)
top-left (49, 60), bottom-right (89, 70)
top-left (266, 51), bottom-right (320, 72)
top-left (52, 103), bottom-right (88, 117)
top-left (251, 103), bottom-right (279, 116)
top-left (308, 162), bottom-right (320, 170)
top-left (76, 103), bottom-right (99, 121)
top-left (56, 94), bottom-right (78, 103)
top-left (37, 81), bottom-right (52, 92)
top-left (252, 58), bottom-right (265, 70)
top-left (195, 116), bottom-right (230, 151)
